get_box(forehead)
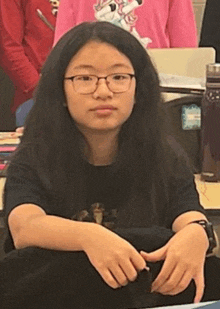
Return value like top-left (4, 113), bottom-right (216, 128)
top-left (65, 41), bottom-right (134, 74)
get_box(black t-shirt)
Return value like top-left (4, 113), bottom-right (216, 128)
top-left (3, 153), bottom-right (205, 253)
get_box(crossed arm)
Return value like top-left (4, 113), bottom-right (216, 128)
top-left (8, 203), bottom-right (209, 302)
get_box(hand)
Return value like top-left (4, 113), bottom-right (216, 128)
top-left (10, 127), bottom-right (24, 137)
top-left (82, 224), bottom-right (146, 289)
top-left (15, 127), bottom-right (24, 134)
top-left (140, 223), bottom-right (209, 303)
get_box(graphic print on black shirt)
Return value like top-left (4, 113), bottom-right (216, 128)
top-left (72, 202), bottom-right (118, 230)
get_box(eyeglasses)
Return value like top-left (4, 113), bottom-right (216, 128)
top-left (64, 73), bottom-right (135, 94)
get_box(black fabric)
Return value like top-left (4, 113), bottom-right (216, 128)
top-left (1, 141), bottom-right (213, 307)
top-left (0, 227), bottom-right (173, 309)
top-left (1, 228), bottom-right (220, 308)
top-left (199, 0), bottom-right (220, 63)
top-left (3, 150), bottom-right (205, 253)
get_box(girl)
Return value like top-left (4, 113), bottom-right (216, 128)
top-left (1, 21), bottom-right (220, 308)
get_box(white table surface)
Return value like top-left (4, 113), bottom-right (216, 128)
top-left (146, 300), bottom-right (218, 308)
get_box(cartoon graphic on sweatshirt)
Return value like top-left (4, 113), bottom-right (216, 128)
top-left (49, 0), bottom-right (60, 16)
top-left (94, 0), bottom-right (151, 47)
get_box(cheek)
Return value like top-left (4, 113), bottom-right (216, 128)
top-left (119, 95), bottom-right (135, 123)
top-left (123, 88), bottom-right (136, 114)
top-left (67, 102), bottom-right (84, 122)
top-left (65, 96), bottom-right (84, 122)
top-left (64, 85), bottom-right (85, 120)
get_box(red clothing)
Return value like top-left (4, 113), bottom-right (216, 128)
top-left (0, 0), bottom-right (58, 112)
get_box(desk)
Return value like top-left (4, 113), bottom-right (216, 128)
top-left (194, 174), bottom-right (220, 216)
top-left (150, 300), bottom-right (219, 308)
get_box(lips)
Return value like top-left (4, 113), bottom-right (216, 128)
top-left (91, 105), bottom-right (116, 111)
top-left (91, 105), bottom-right (117, 116)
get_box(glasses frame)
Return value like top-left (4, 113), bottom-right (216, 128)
top-left (64, 73), bottom-right (135, 94)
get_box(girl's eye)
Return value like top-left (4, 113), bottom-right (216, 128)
top-left (76, 75), bottom-right (93, 81)
top-left (112, 74), bottom-right (127, 80)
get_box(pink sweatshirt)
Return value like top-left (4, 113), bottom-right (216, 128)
top-left (54, 0), bottom-right (198, 48)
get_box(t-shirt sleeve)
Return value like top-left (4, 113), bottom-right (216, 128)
top-left (164, 137), bottom-right (206, 228)
top-left (3, 161), bottom-right (50, 219)
top-left (166, 173), bottom-right (205, 228)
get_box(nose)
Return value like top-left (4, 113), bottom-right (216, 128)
top-left (92, 78), bottom-right (113, 100)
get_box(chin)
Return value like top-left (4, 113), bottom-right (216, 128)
top-left (87, 120), bottom-right (121, 131)
top-left (77, 119), bottom-right (125, 134)
top-left (92, 125), bottom-right (121, 133)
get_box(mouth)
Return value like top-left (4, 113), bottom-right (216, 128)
top-left (91, 105), bottom-right (117, 111)
top-left (91, 105), bottom-right (117, 116)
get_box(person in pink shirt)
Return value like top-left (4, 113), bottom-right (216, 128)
top-left (53, 0), bottom-right (198, 48)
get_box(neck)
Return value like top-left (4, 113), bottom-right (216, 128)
top-left (81, 129), bottom-right (119, 166)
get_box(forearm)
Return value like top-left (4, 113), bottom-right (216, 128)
top-left (172, 211), bottom-right (207, 233)
top-left (10, 208), bottom-right (99, 251)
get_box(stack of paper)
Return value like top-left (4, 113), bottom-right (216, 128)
top-left (159, 73), bottom-right (206, 95)
top-left (0, 132), bottom-right (21, 176)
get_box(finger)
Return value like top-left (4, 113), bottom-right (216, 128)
top-left (110, 265), bottom-right (129, 287)
top-left (156, 264), bottom-right (186, 294)
top-left (194, 271), bottom-right (205, 303)
top-left (15, 127), bottom-right (24, 134)
top-left (162, 270), bottom-right (192, 296)
top-left (140, 246), bottom-right (167, 263)
top-left (151, 255), bottom-right (177, 292)
top-left (130, 252), bottom-right (146, 272)
top-left (100, 269), bottom-right (121, 289)
top-left (120, 259), bottom-right (138, 282)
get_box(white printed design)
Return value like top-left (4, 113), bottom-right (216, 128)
top-left (49, 0), bottom-right (60, 16)
top-left (94, 0), bottom-right (152, 47)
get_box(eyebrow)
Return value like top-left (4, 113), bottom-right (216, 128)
top-left (72, 63), bottom-right (132, 70)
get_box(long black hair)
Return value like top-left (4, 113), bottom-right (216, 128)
top-left (7, 22), bottom-right (176, 226)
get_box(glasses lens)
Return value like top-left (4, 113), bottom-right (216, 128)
top-left (107, 74), bottom-right (131, 93)
top-left (73, 75), bottom-right (97, 94)
top-left (72, 74), bottom-right (133, 94)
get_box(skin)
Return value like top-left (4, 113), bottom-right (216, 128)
top-left (141, 212), bottom-right (209, 303)
top-left (64, 40), bottom-right (136, 165)
top-left (8, 41), bottom-right (210, 302)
